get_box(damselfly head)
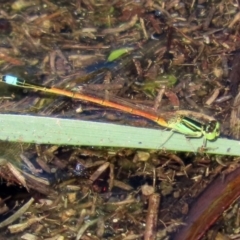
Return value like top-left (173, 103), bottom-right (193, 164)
top-left (203, 121), bottom-right (220, 140)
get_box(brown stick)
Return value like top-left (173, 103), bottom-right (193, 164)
top-left (144, 193), bottom-right (161, 240)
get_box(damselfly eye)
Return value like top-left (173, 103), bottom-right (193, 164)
top-left (207, 121), bottom-right (219, 133)
top-left (203, 121), bottom-right (220, 140)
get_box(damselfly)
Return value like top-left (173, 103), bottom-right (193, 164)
top-left (1, 75), bottom-right (220, 141)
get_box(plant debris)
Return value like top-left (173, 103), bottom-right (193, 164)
top-left (0, 0), bottom-right (240, 239)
